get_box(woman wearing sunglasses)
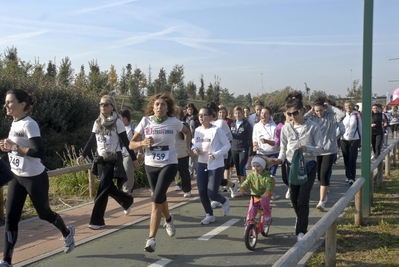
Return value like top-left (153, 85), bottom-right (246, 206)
top-left (77, 95), bottom-right (140, 230)
top-left (304, 98), bottom-right (345, 212)
top-left (271, 91), bottom-right (323, 242)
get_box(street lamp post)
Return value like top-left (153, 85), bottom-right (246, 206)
top-left (260, 73), bottom-right (264, 95)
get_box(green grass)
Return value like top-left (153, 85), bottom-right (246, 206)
top-left (306, 170), bottom-right (399, 267)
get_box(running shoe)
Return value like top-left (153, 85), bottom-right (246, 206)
top-left (63, 226), bottom-right (75, 253)
top-left (175, 185), bottom-right (181, 191)
top-left (201, 214), bottom-right (216, 225)
top-left (144, 237), bottom-right (156, 252)
top-left (230, 180), bottom-right (239, 198)
top-left (88, 224), bottom-right (105, 230)
top-left (183, 191), bottom-right (192, 197)
top-left (285, 188), bottom-right (290, 199)
top-left (163, 214), bottom-right (176, 237)
top-left (211, 201), bottom-right (222, 209)
top-left (297, 232), bottom-right (305, 241)
top-left (316, 201), bottom-right (325, 212)
top-left (222, 197), bottom-right (230, 216)
top-left (348, 179), bottom-right (355, 185)
top-left (0, 260), bottom-right (12, 267)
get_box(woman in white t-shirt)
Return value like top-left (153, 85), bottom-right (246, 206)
top-left (129, 92), bottom-right (191, 253)
top-left (191, 107), bottom-right (231, 225)
top-left (77, 95), bottom-right (140, 230)
top-left (0, 89), bottom-right (75, 266)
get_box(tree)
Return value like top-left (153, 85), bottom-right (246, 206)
top-left (174, 81), bottom-right (189, 107)
top-left (57, 57), bottom-right (74, 87)
top-left (146, 65), bottom-right (154, 96)
top-left (119, 67), bottom-right (128, 95)
top-left (129, 67), bottom-right (145, 111)
top-left (198, 74), bottom-right (205, 100)
top-left (153, 68), bottom-right (169, 93)
top-left (220, 88), bottom-right (235, 107)
top-left (46, 60), bottom-right (57, 81)
top-left (346, 79), bottom-right (363, 103)
top-left (245, 93), bottom-right (252, 108)
top-left (185, 81), bottom-right (197, 99)
top-left (213, 75), bottom-right (221, 105)
top-left (168, 65), bottom-right (184, 92)
top-left (108, 65), bottom-right (118, 93)
top-left (87, 60), bottom-right (108, 94)
top-left (205, 83), bottom-right (214, 102)
top-left (74, 65), bottom-right (87, 91)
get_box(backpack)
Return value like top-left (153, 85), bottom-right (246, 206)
top-left (288, 148), bottom-right (308, 186)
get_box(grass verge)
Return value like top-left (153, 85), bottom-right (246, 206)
top-left (306, 169), bottom-right (399, 267)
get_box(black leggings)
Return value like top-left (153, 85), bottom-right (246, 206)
top-left (145, 164), bottom-right (178, 204)
top-left (316, 154), bottom-right (335, 186)
top-left (371, 134), bottom-right (383, 158)
top-left (4, 171), bottom-right (69, 263)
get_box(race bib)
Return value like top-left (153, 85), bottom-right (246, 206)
top-left (8, 153), bottom-right (24, 174)
top-left (148, 146), bottom-right (169, 163)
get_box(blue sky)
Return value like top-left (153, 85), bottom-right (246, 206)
top-left (1, 0), bottom-right (398, 98)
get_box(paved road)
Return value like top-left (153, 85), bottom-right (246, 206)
top-left (22, 157), bottom-right (355, 267)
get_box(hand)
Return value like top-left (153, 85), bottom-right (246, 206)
top-left (300, 146), bottom-right (307, 152)
top-left (208, 152), bottom-right (215, 160)
top-left (192, 148), bottom-right (199, 156)
top-left (142, 137), bottom-right (154, 147)
top-left (0, 138), bottom-right (16, 152)
top-left (252, 144), bottom-right (258, 152)
top-left (264, 190), bottom-right (272, 198)
top-left (77, 155), bottom-right (84, 165)
top-left (132, 160), bottom-right (140, 170)
top-left (260, 138), bottom-right (266, 144)
top-left (271, 158), bottom-right (282, 165)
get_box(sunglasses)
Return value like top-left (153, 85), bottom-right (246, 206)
top-left (287, 110), bottom-right (300, 117)
top-left (98, 102), bottom-right (111, 107)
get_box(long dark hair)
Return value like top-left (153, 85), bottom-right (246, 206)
top-left (285, 91), bottom-right (304, 110)
top-left (7, 89), bottom-right (35, 113)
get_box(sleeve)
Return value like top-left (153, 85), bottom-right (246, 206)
top-left (331, 105), bottom-right (345, 123)
top-left (26, 137), bottom-right (45, 159)
top-left (303, 109), bottom-right (313, 119)
top-left (306, 124), bottom-right (324, 155)
top-left (212, 128), bottom-right (231, 159)
top-left (222, 120), bottom-right (233, 141)
top-left (119, 131), bottom-right (137, 161)
top-left (81, 133), bottom-right (97, 157)
top-left (252, 124), bottom-right (258, 143)
top-left (135, 117), bottom-right (147, 135)
top-left (240, 174), bottom-right (251, 191)
top-left (278, 125), bottom-right (288, 162)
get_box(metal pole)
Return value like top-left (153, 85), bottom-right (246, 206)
top-left (361, 0), bottom-right (373, 216)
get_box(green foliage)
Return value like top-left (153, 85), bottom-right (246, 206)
top-left (185, 80), bottom-right (197, 99)
top-left (174, 82), bottom-right (189, 107)
top-left (51, 146), bottom-right (99, 197)
top-left (347, 79), bottom-right (363, 103)
top-left (133, 160), bottom-right (149, 189)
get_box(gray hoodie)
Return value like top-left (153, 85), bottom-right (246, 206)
top-left (303, 105), bottom-right (345, 155)
top-left (278, 119), bottom-right (324, 164)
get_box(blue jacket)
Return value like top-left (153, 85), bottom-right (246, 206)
top-left (230, 119), bottom-right (252, 152)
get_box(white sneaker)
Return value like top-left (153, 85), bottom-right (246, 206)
top-left (230, 180), bottom-right (239, 198)
top-left (222, 197), bottom-right (230, 216)
top-left (271, 194), bottom-right (280, 201)
top-left (316, 201), bottom-right (325, 212)
top-left (124, 203), bottom-right (133, 215)
top-left (348, 179), bottom-right (355, 185)
top-left (345, 178), bottom-right (349, 183)
top-left (175, 185), bottom-right (181, 191)
top-left (201, 214), bottom-right (216, 225)
top-left (297, 232), bottom-right (305, 241)
top-left (163, 214), bottom-right (176, 237)
top-left (323, 196), bottom-right (328, 204)
top-left (89, 224), bottom-right (105, 230)
top-left (285, 188), bottom-right (290, 199)
top-left (371, 155), bottom-right (375, 160)
top-left (144, 237), bottom-right (156, 252)
top-left (63, 226), bottom-right (75, 253)
top-left (183, 191), bottom-right (191, 198)
top-left (0, 260), bottom-right (12, 267)
top-left (211, 201), bottom-right (222, 209)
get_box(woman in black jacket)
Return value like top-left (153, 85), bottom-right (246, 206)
top-left (230, 106), bottom-right (253, 188)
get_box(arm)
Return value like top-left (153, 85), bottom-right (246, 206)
top-left (77, 133), bottom-right (97, 164)
top-left (331, 105), bottom-right (345, 123)
top-left (119, 131), bottom-right (137, 161)
top-left (181, 124), bottom-right (192, 153)
top-left (2, 137), bottom-right (45, 159)
top-left (211, 128), bottom-right (231, 159)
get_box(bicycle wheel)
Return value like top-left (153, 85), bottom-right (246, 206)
top-left (244, 223), bottom-right (258, 251)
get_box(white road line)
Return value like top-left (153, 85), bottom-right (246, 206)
top-left (198, 218), bottom-right (241, 241)
top-left (148, 258), bottom-right (172, 267)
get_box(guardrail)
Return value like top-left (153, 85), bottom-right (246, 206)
top-left (0, 163), bottom-right (95, 223)
top-left (273, 137), bottom-right (399, 267)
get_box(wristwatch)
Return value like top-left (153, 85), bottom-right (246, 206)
top-left (13, 145), bottom-right (19, 152)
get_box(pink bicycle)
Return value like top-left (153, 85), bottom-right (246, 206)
top-left (244, 196), bottom-right (272, 251)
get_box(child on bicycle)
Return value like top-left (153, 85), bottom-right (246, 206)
top-left (235, 155), bottom-right (274, 224)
